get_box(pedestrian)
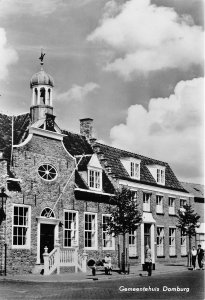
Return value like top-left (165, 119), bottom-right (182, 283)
top-left (191, 246), bottom-right (197, 270)
top-left (145, 245), bottom-right (152, 276)
top-left (197, 244), bottom-right (204, 269)
top-left (104, 253), bottom-right (112, 275)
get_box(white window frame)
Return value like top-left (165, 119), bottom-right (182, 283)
top-left (143, 193), bottom-right (151, 212)
top-left (168, 197), bottom-right (175, 215)
top-left (169, 227), bottom-right (176, 256)
top-left (88, 167), bottom-right (102, 191)
top-left (180, 199), bottom-right (187, 208)
top-left (157, 226), bottom-right (164, 256)
top-left (156, 195), bottom-right (163, 214)
top-left (130, 161), bottom-right (140, 179)
top-left (102, 214), bottom-right (115, 250)
top-left (129, 228), bottom-right (138, 257)
top-left (157, 168), bottom-right (165, 185)
top-left (64, 210), bottom-right (79, 248)
top-left (84, 212), bottom-right (98, 250)
top-left (181, 229), bottom-right (187, 256)
top-left (12, 204), bottom-right (31, 249)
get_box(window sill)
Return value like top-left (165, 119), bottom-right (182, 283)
top-left (181, 254), bottom-right (187, 257)
top-left (84, 247), bottom-right (98, 251)
top-left (157, 255), bottom-right (165, 258)
top-left (168, 213), bottom-right (176, 216)
top-left (102, 247), bottom-right (115, 251)
top-left (169, 255), bottom-right (177, 258)
top-left (156, 212), bottom-right (164, 215)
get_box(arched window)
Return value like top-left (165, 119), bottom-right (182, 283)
top-left (41, 207), bottom-right (55, 218)
top-left (40, 87), bottom-right (45, 104)
top-left (34, 88), bottom-right (38, 105)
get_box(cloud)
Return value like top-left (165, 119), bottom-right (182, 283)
top-left (88, 0), bottom-right (204, 79)
top-left (110, 77), bottom-right (204, 183)
top-left (57, 82), bottom-right (99, 102)
top-left (0, 28), bottom-right (18, 81)
top-left (0, 0), bottom-right (64, 16)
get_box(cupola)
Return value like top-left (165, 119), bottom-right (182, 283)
top-left (30, 50), bottom-right (54, 124)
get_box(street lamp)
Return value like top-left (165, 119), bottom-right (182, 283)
top-left (0, 187), bottom-right (8, 276)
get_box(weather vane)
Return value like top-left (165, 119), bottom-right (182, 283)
top-left (39, 48), bottom-right (45, 66)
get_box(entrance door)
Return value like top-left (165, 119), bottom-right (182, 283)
top-left (40, 224), bottom-right (55, 263)
top-left (144, 224), bottom-right (151, 248)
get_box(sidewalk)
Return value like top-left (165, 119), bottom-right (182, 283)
top-left (0, 264), bottom-right (191, 283)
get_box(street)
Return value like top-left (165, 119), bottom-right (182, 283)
top-left (0, 270), bottom-right (204, 300)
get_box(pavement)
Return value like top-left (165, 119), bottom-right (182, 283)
top-left (0, 263), bottom-right (197, 283)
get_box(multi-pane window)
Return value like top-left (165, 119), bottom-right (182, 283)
top-left (88, 169), bottom-right (101, 190)
top-left (64, 211), bottom-right (78, 247)
top-left (130, 162), bottom-right (140, 179)
top-left (156, 195), bottom-right (163, 213)
top-left (129, 229), bottom-right (137, 257)
top-left (157, 168), bottom-right (165, 184)
top-left (13, 205), bottom-right (30, 248)
top-left (180, 199), bottom-right (187, 208)
top-left (157, 227), bottom-right (164, 256)
top-left (85, 213), bottom-right (97, 248)
top-left (169, 228), bottom-right (176, 256)
top-left (168, 197), bottom-right (175, 215)
top-left (102, 215), bottom-right (114, 249)
top-left (181, 229), bottom-right (187, 256)
top-left (143, 193), bottom-right (151, 212)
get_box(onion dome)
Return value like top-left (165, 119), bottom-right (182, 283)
top-left (30, 68), bottom-right (54, 88)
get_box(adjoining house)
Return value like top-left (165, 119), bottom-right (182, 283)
top-left (0, 57), bottom-right (193, 275)
top-left (180, 182), bottom-right (205, 249)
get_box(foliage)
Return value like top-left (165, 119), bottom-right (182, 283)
top-left (106, 186), bottom-right (142, 236)
top-left (176, 204), bottom-right (200, 236)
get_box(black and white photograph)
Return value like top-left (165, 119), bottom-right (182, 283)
top-left (0, 0), bottom-right (204, 299)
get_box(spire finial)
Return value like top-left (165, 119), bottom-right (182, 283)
top-left (39, 48), bottom-right (45, 69)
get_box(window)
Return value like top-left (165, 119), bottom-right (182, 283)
top-left (129, 229), bottom-right (137, 257)
top-left (130, 162), bottom-right (140, 179)
top-left (85, 213), bottom-right (97, 249)
top-left (157, 168), bottom-right (165, 185)
top-left (41, 207), bottom-right (55, 218)
top-left (157, 227), bottom-right (164, 256)
top-left (12, 205), bottom-right (30, 249)
top-left (143, 193), bottom-right (151, 212)
top-left (168, 197), bottom-right (175, 215)
top-left (102, 215), bottom-right (114, 249)
top-left (169, 228), bottom-right (176, 256)
top-left (156, 195), bottom-right (163, 213)
top-left (64, 211), bottom-right (78, 247)
top-left (180, 199), bottom-right (187, 208)
top-left (181, 229), bottom-right (187, 256)
top-left (88, 169), bottom-right (102, 190)
top-left (38, 164), bottom-right (57, 181)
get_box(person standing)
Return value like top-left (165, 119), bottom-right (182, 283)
top-left (197, 244), bottom-right (204, 269)
top-left (191, 246), bottom-right (197, 270)
top-left (145, 245), bottom-right (152, 276)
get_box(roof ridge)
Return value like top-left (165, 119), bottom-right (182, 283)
top-left (95, 142), bottom-right (168, 165)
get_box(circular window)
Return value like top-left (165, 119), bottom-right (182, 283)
top-left (38, 164), bottom-right (57, 181)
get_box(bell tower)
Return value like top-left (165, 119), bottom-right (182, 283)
top-left (30, 50), bottom-right (54, 124)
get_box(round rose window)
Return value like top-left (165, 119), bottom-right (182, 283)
top-left (38, 164), bottom-right (57, 181)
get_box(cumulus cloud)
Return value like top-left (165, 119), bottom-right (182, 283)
top-left (110, 77), bottom-right (204, 182)
top-left (88, 0), bottom-right (204, 79)
top-left (0, 28), bottom-right (18, 81)
top-left (0, 0), bottom-right (64, 16)
top-left (57, 82), bottom-right (99, 102)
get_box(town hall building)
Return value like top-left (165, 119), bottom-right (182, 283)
top-left (0, 55), bottom-right (193, 275)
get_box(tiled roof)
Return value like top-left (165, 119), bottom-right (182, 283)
top-left (95, 142), bottom-right (186, 192)
top-left (180, 182), bottom-right (204, 199)
top-left (62, 130), bottom-right (93, 156)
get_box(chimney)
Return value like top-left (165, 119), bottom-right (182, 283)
top-left (80, 118), bottom-right (93, 140)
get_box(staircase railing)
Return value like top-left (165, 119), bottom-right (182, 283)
top-left (43, 244), bottom-right (88, 275)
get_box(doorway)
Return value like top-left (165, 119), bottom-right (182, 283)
top-left (40, 224), bottom-right (55, 263)
top-left (144, 224), bottom-right (151, 248)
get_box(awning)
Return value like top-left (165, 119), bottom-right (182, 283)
top-left (196, 223), bottom-right (205, 234)
top-left (142, 212), bottom-right (156, 223)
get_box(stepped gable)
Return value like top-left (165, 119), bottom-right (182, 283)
top-left (95, 142), bottom-right (186, 192)
top-left (62, 130), bottom-right (93, 156)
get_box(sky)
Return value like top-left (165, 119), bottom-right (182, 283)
top-left (0, 0), bottom-right (204, 184)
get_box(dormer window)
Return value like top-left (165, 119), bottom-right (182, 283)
top-left (157, 168), bottom-right (165, 184)
top-left (146, 164), bottom-right (165, 185)
top-left (130, 162), bottom-right (140, 179)
top-left (88, 168), bottom-right (102, 190)
top-left (121, 158), bottom-right (141, 180)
